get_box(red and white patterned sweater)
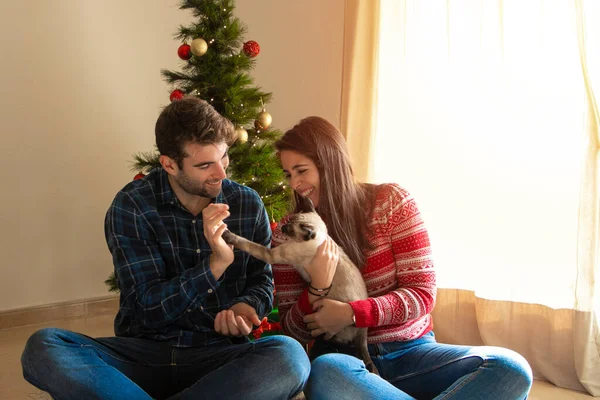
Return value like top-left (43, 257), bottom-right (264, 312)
top-left (272, 183), bottom-right (436, 344)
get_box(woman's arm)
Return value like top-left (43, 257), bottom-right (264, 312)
top-left (349, 184), bottom-right (437, 328)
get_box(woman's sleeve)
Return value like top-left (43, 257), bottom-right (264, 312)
top-left (349, 184), bottom-right (437, 328)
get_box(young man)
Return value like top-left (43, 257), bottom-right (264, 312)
top-left (21, 97), bottom-right (310, 399)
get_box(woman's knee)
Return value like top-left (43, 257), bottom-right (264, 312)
top-left (494, 348), bottom-right (533, 393)
top-left (474, 346), bottom-right (533, 397)
top-left (310, 353), bottom-right (365, 385)
top-left (306, 354), bottom-right (369, 399)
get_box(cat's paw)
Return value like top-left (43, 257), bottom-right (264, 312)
top-left (221, 229), bottom-right (236, 245)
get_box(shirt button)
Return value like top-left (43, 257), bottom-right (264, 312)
top-left (200, 306), bottom-right (204, 311)
top-left (208, 289), bottom-right (213, 294)
top-left (187, 309), bottom-right (192, 313)
top-left (192, 219), bottom-right (196, 224)
top-left (196, 249), bottom-right (201, 253)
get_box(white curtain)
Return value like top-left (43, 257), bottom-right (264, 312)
top-left (340, 0), bottom-right (380, 183)
top-left (573, 1), bottom-right (600, 394)
top-left (374, 0), bottom-right (599, 394)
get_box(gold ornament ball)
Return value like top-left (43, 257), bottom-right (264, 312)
top-left (255, 110), bottom-right (272, 130)
top-left (190, 38), bottom-right (208, 56)
top-left (236, 127), bottom-right (248, 143)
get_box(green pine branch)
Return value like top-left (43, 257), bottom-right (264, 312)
top-left (130, 150), bottom-right (161, 173)
top-left (105, 273), bottom-right (119, 293)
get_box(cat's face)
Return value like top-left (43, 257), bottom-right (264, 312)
top-left (281, 197), bottom-right (327, 242)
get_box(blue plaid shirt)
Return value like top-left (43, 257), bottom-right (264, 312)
top-left (104, 168), bottom-right (273, 347)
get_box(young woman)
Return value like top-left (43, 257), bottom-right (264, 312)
top-left (272, 116), bottom-right (532, 399)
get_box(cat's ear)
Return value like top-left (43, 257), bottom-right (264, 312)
top-left (300, 196), bottom-right (316, 213)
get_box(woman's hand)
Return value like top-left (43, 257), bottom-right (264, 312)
top-left (305, 236), bottom-right (339, 290)
top-left (303, 299), bottom-right (355, 339)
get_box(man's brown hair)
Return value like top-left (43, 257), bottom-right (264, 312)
top-left (155, 97), bottom-right (236, 168)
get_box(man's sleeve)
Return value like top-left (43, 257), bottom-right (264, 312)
top-left (105, 191), bottom-right (221, 330)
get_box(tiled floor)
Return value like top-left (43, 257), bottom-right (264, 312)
top-left (0, 315), bottom-right (596, 400)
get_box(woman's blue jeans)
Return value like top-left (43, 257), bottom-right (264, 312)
top-left (21, 328), bottom-right (310, 400)
top-left (306, 332), bottom-right (533, 400)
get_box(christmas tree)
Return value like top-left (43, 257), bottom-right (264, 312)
top-left (105, 0), bottom-right (289, 293)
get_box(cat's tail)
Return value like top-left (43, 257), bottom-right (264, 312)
top-left (354, 329), bottom-right (379, 375)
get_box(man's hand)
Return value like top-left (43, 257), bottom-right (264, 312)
top-left (214, 302), bottom-right (263, 337)
top-left (304, 299), bottom-right (354, 340)
top-left (202, 204), bottom-right (234, 279)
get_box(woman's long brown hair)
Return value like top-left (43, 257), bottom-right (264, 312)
top-left (275, 116), bottom-right (375, 267)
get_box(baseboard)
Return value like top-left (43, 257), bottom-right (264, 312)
top-left (0, 295), bottom-right (119, 330)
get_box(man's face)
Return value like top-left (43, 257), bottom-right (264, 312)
top-left (173, 141), bottom-right (229, 198)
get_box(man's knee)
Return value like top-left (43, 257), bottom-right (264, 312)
top-left (22, 328), bottom-right (61, 362)
top-left (260, 336), bottom-right (311, 379)
top-left (262, 335), bottom-right (310, 364)
top-left (21, 328), bottom-right (65, 384)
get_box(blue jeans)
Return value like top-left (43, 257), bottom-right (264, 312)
top-left (306, 332), bottom-right (532, 400)
top-left (21, 328), bottom-right (310, 400)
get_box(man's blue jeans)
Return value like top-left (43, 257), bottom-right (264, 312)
top-left (21, 328), bottom-right (310, 400)
top-left (306, 332), bottom-right (533, 400)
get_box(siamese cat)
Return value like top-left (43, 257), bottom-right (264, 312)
top-left (221, 197), bottom-right (378, 375)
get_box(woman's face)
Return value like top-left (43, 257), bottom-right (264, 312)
top-left (279, 150), bottom-right (321, 208)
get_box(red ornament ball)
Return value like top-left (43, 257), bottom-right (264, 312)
top-left (243, 40), bottom-right (260, 58)
top-left (170, 89), bottom-right (184, 102)
top-left (177, 43), bottom-right (192, 60)
top-left (270, 221), bottom-right (278, 231)
top-left (133, 173), bottom-right (146, 181)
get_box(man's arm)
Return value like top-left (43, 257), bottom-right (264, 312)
top-left (105, 191), bottom-right (221, 330)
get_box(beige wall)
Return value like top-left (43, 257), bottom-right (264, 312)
top-left (0, 0), bottom-right (343, 312)
top-left (236, 1), bottom-right (344, 131)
